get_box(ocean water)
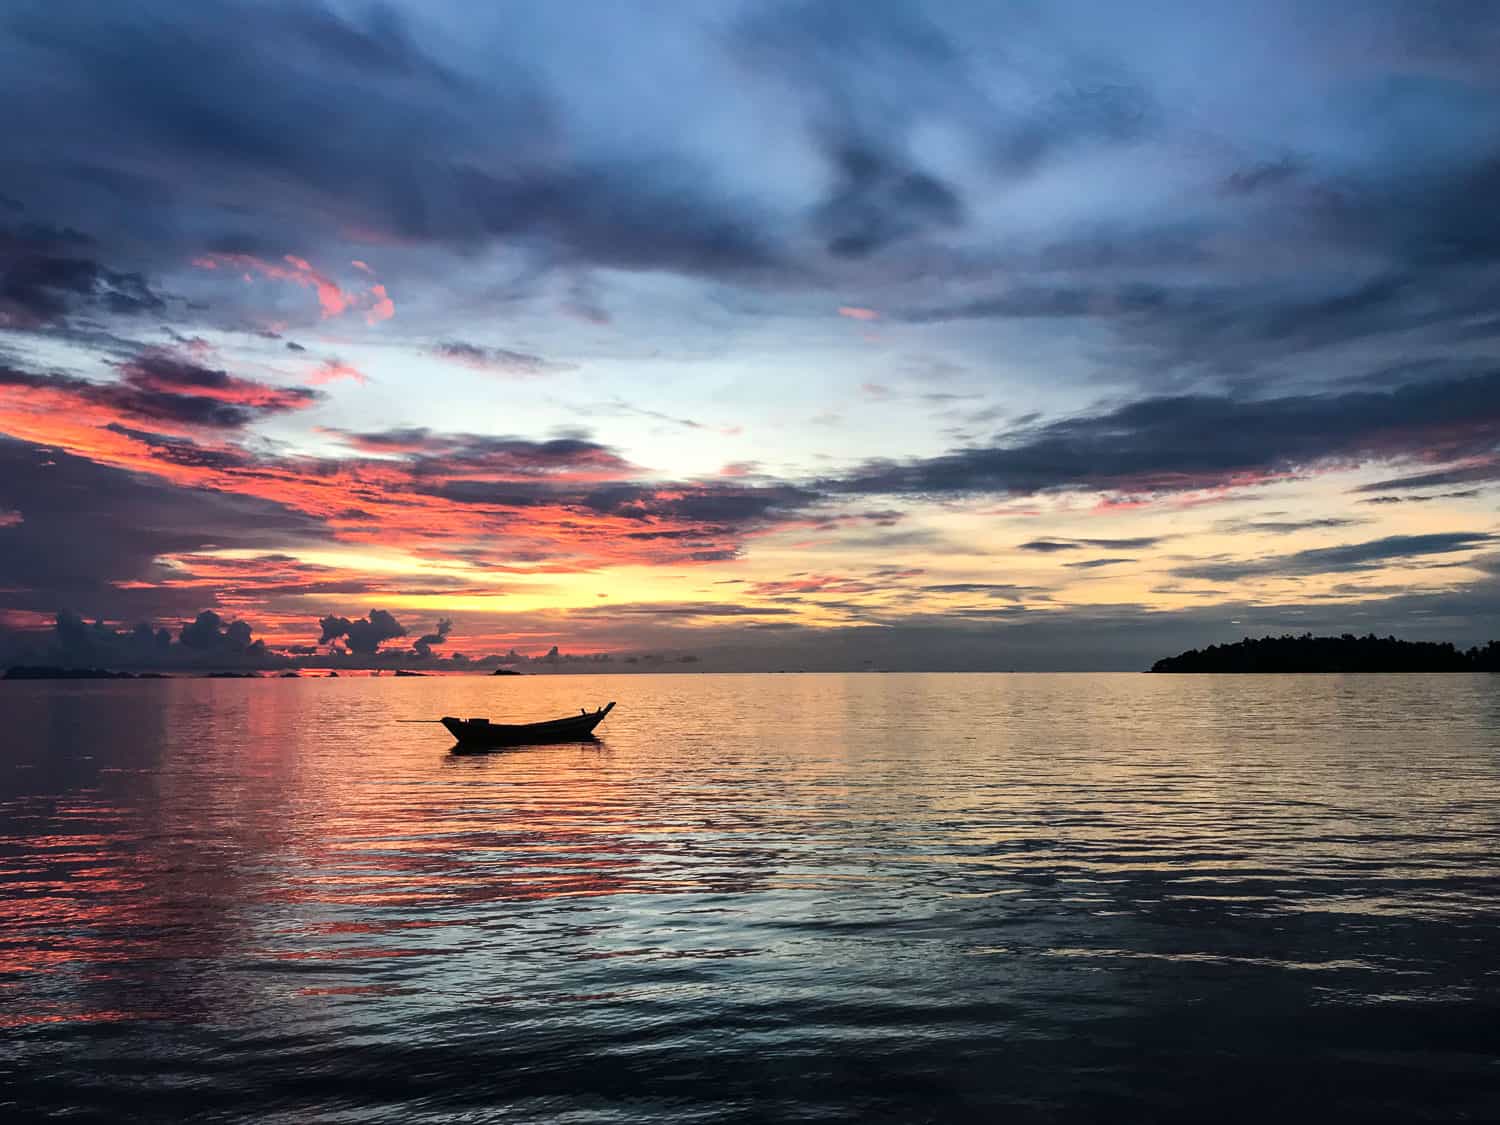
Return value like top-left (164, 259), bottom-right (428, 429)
top-left (2, 672), bottom-right (1498, 1122)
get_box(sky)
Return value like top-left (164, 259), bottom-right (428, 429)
top-left (2, 0), bottom-right (1499, 671)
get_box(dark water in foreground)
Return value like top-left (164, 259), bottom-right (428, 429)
top-left (2, 673), bottom-right (1498, 1122)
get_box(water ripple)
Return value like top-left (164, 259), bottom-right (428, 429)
top-left (2, 673), bottom-right (1499, 1121)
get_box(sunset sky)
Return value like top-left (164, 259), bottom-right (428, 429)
top-left (2, 0), bottom-right (1498, 670)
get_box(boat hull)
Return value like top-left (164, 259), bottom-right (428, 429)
top-left (441, 702), bottom-right (615, 748)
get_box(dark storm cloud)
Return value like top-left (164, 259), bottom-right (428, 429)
top-left (829, 369), bottom-right (1500, 499)
top-left (1172, 533), bottom-right (1496, 583)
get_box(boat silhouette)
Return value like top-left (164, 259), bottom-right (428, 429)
top-left (438, 702), bottom-right (616, 748)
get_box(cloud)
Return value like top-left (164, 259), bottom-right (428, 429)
top-left (1214, 517), bottom-right (1367, 534)
top-left (2, 0), bottom-right (784, 285)
top-left (318, 609), bottom-right (407, 654)
top-left (194, 253), bottom-right (394, 322)
top-left (432, 341), bottom-right (575, 376)
top-left (366, 283), bottom-right (394, 324)
top-left (1353, 458), bottom-right (1500, 494)
top-left (328, 427), bottom-right (638, 480)
top-left (1172, 532), bottom-right (1496, 582)
top-left (1359, 489), bottom-right (1484, 506)
top-left (579, 482), bottom-right (817, 526)
top-left (0, 436), bottom-right (326, 621)
top-left (1019, 536), bottom-right (1163, 553)
top-left (811, 143), bottom-right (963, 259)
top-left (1221, 158), bottom-right (1302, 196)
top-left (917, 583), bottom-right (1036, 600)
top-left (0, 351), bottom-right (318, 431)
top-left (179, 609), bottom-right (265, 654)
top-left (308, 359), bottom-right (367, 385)
top-left (829, 370), bottom-right (1500, 501)
top-left (0, 226), bottom-right (165, 328)
top-left (42, 608), bottom-right (280, 669)
top-left (410, 617), bottom-right (452, 658)
top-left (577, 601), bottom-right (799, 619)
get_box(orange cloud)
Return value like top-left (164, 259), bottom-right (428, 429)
top-left (0, 351), bottom-right (317, 444)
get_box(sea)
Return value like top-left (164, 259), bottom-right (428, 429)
top-left (2, 672), bottom-right (1498, 1122)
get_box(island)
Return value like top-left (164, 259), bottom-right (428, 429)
top-left (1, 665), bottom-right (166, 680)
top-left (1151, 634), bottom-right (1500, 673)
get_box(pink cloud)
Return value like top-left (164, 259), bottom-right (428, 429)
top-left (279, 255), bottom-right (350, 317)
top-left (193, 253), bottom-right (392, 323)
top-left (838, 306), bottom-right (880, 321)
top-left (308, 360), bottom-right (368, 386)
top-left (365, 284), bottom-right (394, 324)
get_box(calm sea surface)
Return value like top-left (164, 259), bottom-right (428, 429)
top-left (2, 673), bottom-right (1498, 1122)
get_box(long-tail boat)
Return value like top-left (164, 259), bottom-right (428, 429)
top-left (439, 702), bottom-right (615, 748)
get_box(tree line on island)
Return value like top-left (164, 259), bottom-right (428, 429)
top-left (1151, 634), bottom-right (1500, 673)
